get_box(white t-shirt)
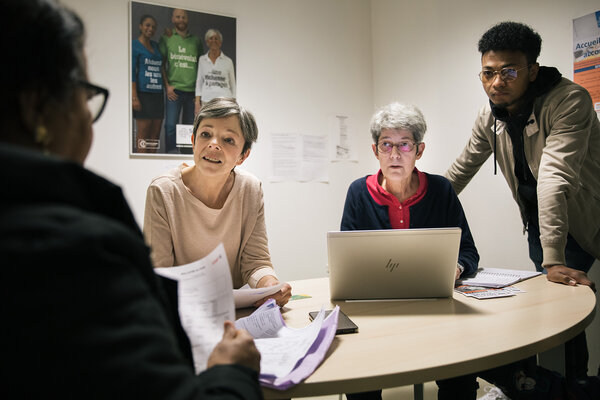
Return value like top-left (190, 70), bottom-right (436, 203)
top-left (195, 52), bottom-right (236, 103)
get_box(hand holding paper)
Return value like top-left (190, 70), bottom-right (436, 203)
top-left (154, 244), bottom-right (235, 373)
top-left (236, 300), bottom-right (339, 390)
top-left (255, 276), bottom-right (292, 307)
top-left (208, 321), bottom-right (261, 372)
top-left (234, 283), bottom-right (286, 309)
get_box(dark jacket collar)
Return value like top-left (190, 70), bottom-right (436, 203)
top-left (0, 143), bottom-right (141, 235)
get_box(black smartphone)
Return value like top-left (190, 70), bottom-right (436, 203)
top-left (308, 310), bottom-right (358, 334)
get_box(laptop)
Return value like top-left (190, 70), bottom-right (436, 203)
top-left (327, 228), bottom-right (461, 300)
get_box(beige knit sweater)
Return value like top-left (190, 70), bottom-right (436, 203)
top-left (143, 165), bottom-right (277, 288)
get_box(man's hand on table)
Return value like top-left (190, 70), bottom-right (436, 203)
top-left (545, 264), bottom-right (596, 292)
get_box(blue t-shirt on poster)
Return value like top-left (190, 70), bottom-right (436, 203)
top-left (132, 39), bottom-right (163, 93)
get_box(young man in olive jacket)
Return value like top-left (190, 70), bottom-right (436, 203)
top-left (446, 21), bottom-right (599, 391)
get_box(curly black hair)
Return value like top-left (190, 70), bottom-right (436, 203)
top-left (478, 21), bottom-right (542, 64)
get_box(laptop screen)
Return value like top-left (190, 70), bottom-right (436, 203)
top-left (327, 228), bottom-right (461, 300)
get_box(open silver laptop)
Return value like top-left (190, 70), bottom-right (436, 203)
top-left (327, 228), bottom-right (461, 300)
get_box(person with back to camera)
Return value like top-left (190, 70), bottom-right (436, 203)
top-left (194, 28), bottom-right (236, 115)
top-left (132, 14), bottom-right (164, 153)
top-left (1, 1), bottom-right (262, 398)
top-left (445, 21), bottom-right (600, 396)
top-left (144, 97), bottom-right (292, 308)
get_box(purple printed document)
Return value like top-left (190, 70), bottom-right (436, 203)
top-left (235, 300), bottom-right (339, 390)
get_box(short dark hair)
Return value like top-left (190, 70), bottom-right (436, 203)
top-left (139, 14), bottom-right (157, 26)
top-left (478, 21), bottom-right (542, 64)
top-left (1, 0), bottom-right (85, 129)
top-left (193, 98), bottom-right (258, 154)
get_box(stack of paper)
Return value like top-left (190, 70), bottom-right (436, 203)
top-left (236, 300), bottom-right (339, 390)
top-left (458, 267), bottom-right (541, 288)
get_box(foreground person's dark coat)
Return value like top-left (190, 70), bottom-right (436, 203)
top-left (1, 144), bottom-right (263, 399)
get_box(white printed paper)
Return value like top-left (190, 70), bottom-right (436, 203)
top-left (235, 300), bottom-right (340, 390)
top-left (458, 267), bottom-right (541, 288)
top-left (330, 114), bottom-right (357, 161)
top-left (270, 133), bottom-right (300, 181)
top-left (234, 283), bottom-right (285, 309)
top-left (155, 244), bottom-right (235, 373)
top-left (176, 124), bottom-right (193, 148)
top-left (236, 301), bottom-right (329, 377)
top-left (270, 133), bottom-right (329, 182)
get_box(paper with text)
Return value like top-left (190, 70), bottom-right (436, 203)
top-left (236, 300), bottom-right (340, 389)
top-left (455, 285), bottom-right (525, 299)
top-left (234, 283), bottom-right (285, 309)
top-left (458, 267), bottom-right (541, 288)
top-left (155, 244), bottom-right (234, 373)
top-left (270, 133), bottom-right (329, 182)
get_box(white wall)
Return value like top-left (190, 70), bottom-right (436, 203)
top-left (371, 0), bottom-right (600, 375)
top-left (371, 0), bottom-right (599, 270)
top-left (64, 0), bottom-right (598, 373)
top-left (63, 0), bottom-right (375, 282)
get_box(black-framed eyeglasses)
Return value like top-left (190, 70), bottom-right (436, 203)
top-left (377, 140), bottom-right (418, 154)
top-left (478, 65), bottom-right (530, 83)
top-left (78, 80), bottom-right (109, 122)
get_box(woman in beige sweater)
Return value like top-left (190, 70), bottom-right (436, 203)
top-left (144, 97), bottom-right (291, 306)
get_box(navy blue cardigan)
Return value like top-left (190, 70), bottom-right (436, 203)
top-left (341, 173), bottom-right (479, 276)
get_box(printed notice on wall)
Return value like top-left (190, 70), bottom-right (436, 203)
top-left (573, 10), bottom-right (600, 113)
top-left (330, 114), bottom-right (357, 161)
top-left (270, 133), bottom-right (329, 182)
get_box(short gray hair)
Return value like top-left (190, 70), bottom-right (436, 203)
top-left (205, 28), bottom-right (223, 42)
top-left (193, 97), bottom-right (257, 154)
top-left (370, 103), bottom-right (427, 144)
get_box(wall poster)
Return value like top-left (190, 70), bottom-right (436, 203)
top-left (130, 1), bottom-right (237, 155)
top-left (573, 10), bottom-right (600, 113)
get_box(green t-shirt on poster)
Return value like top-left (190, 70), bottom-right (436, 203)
top-left (159, 31), bottom-right (203, 92)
